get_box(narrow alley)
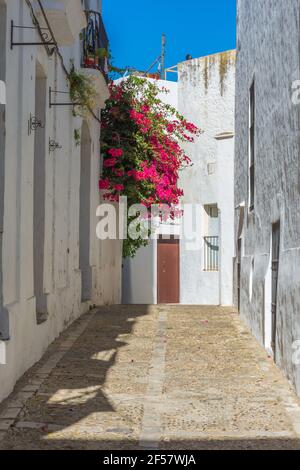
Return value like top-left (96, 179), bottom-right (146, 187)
top-left (0, 305), bottom-right (300, 450)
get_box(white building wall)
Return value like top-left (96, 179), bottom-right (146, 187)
top-left (217, 136), bottom-right (235, 306)
top-left (122, 56), bottom-right (235, 306)
top-left (178, 51), bottom-right (235, 305)
top-left (122, 240), bottom-right (157, 305)
top-left (0, 0), bottom-right (122, 404)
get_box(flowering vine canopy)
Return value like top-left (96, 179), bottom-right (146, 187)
top-left (100, 76), bottom-right (200, 257)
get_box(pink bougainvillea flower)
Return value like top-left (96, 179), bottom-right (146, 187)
top-left (113, 183), bottom-right (124, 192)
top-left (141, 104), bottom-right (150, 113)
top-left (183, 120), bottom-right (199, 134)
top-left (103, 193), bottom-right (119, 202)
top-left (100, 76), bottom-right (200, 257)
top-left (183, 155), bottom-right (192, 164)
top-left (167, 123), bottom-right (175, 133)
top-left (129, 109), bottom-right (151, 130)
top-left (114, 168), bottom-right (124, 177)
top-left (135, 171), bottom-right (147, 181)
top-left (103, 157), bottom-right (117, 168)
top-left (108, 148), bottom-right (123, 158)
top-left (127, 169), bottom-right (137, 178)
top-left (99, 178), bottom-right (110, 190)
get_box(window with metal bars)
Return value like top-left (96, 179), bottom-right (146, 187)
top-left (203, 204), bottom-right (219, 271)
top-left (203, 236), bottom-right (219, 271)
top-left (81, 10), bottom-right (109, 79)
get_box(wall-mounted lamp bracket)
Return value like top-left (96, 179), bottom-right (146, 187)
top-left (10, 20), bottom-right (56, 50)
top-left (49, 87), bottom-right (81, 108)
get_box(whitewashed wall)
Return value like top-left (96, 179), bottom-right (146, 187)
top-left (235, 0), bottom-right (300, 396)
top-left (122, 240), bottom-right (157, 305)
top-left (0, 0), bottom-right (122, 404)
top-left (122, 57), bottom-right (235, 306)
top-left (178, 51), bottom-right (235, 305)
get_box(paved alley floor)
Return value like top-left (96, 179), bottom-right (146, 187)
top-left (1, 305), bottom-right (300, 450)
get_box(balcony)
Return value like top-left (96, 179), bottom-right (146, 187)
top-left (81, 10), bottom-right (109, 79)
top-left (80, 10), bottom-right (110, 108)
top-left (33, 0), bottom-right (87, 46)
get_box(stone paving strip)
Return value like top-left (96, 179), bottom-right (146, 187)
top-left (139, 309), bottom-right (168, 449)
top-left (0, 305), bottom-right (300, 449)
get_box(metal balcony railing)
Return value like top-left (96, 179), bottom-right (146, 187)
top-left (81, 10), bottom-right (109, 79)
top-left (203, 236), bottom-right (219, 271)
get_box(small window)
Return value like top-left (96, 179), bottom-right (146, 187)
top-left (249, 80), bottom-right (255, 211)
top-left (204, 236), bottom-right (219, 271)
top-left (208, 205), bottom-right (218, 218)
top-left (203, 204), bottom-right (219, 271)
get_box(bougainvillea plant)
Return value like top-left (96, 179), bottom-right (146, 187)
top-left (100, 75), bottom-right (200, 258)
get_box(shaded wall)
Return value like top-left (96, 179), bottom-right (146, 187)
top-left (0, 0), bottom-right (8, 339)
top-left (235, 0), bottom-right (300, 395)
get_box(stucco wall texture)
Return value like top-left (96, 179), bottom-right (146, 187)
top-left (178, 51), bottom-right (236, 305)
top-left (0, 0), bottom-right (122, 404)
top-left (235, 0), bottom-right (300, 395)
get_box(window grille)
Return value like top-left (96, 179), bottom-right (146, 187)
top-left (203, 236), bottom-right (219, 271)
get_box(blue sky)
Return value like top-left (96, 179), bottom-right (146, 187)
top-left (102, 0), bottom-right (236, 78)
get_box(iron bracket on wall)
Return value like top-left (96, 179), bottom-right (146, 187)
top-left (49, 138), bottom-right (62, 154)
top-left (10, 20), bottom-right (56, 50)
top-left (49, 87), bottom-right (81, 108)
top-left (28, 113), bottom-right (44, 135)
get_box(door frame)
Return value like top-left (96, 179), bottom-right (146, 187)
top-left (271, 220), bottom-right (280, 360)
top-left (157, 235), bottom-right (180, 304)
top-left (237, 238), bottom-right (242, 312)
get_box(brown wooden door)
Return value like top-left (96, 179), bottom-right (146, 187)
top-left (157, 237), bottom-right (179, 304)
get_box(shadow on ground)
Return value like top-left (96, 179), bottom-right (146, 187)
top-left (1, 304), bottom-right (300, 450)
top-left (0, 305), bottom-right (154, 449)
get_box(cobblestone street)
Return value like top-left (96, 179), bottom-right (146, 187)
top-left (1, 305), bottom-right (300, 450)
